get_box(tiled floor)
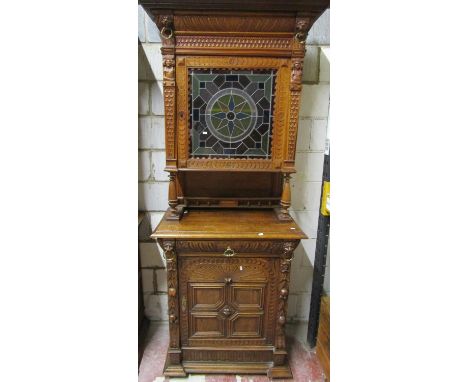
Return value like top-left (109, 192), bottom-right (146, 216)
top-left (139, 322), bottom-right (325, 382)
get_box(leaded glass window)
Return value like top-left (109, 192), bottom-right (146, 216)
top-left (189, 69), bottom-right (277, 158)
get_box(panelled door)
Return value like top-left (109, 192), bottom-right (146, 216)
top-left (179, 256), bottom-right (278, 347)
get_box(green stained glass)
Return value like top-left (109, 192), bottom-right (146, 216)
top-left (189, 69), bottom-right (276, 158)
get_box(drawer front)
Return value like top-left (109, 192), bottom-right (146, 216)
top-left (179, 255), bottom-right (278, 348)
top-left (176, 240), bottom-right (284, 255)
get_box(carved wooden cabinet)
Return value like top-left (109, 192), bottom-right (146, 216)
top-left (140, 0), bottom-right (329, 378)
top-left (153, 210), bottom-right (306, 378)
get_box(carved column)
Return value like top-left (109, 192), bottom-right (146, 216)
top-left (167, 173), bottom-right (179, 219)
top-left (277, 173), bottom-right (292, 221)
top-left (156, 14), bottom-right (182, 220)
top-left (160, 239), bottom-right (185, 377)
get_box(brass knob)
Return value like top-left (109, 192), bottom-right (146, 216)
top-left (223, 247), bottom-right (235, 257)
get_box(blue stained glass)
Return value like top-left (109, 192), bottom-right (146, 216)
top-left (189, 69), bottom-right (276, 158)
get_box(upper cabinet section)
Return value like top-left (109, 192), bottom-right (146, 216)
top-left (139, 0), bottom-right (329, 220)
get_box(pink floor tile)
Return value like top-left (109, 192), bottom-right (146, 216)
top-left (138, 324), bottom-right (169, 382)
top-left (205, 376), bottom-right (237, 382)
top-left (139, 323), bottom-right (326, 382)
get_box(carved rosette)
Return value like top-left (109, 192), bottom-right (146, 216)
top-left (162, 240), bottom-right (180, 350)
top-left (275, 241), bottom-right (297, 352)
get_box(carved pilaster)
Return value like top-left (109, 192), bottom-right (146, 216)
top-left (160, 239), bottom-right (185, 376)
top-left (158, 15), bottom-right (176, 163)
top-left (273, 241), bottom-right (297, 366)
top-left (284, 16), bottom-right (312, 169)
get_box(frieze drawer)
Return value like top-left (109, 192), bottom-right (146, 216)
top-left (176, 240), bottom-right (285, 255)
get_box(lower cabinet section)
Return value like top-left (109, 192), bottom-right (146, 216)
top-left (157, 239), bottom-right (301, 379)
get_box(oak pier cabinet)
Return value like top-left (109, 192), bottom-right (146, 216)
top-left (140, 0), bottom-right (329, 378)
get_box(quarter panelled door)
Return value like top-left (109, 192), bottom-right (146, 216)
top-left (179, 256), bottom-right (278, 347)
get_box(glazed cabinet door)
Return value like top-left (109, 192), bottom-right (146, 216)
top-left (179, 256), bottom-right (278, 347)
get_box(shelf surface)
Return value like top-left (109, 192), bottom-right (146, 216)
top-left (152, 209), bottom-right (307, 240)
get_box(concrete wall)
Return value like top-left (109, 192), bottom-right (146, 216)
top-left (138, 6), bottom-right (330, 324)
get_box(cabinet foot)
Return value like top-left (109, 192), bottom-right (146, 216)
top-left (163, 356), bottom-right (186, 377)
top-left (268, 362), bottom-right (293, 379)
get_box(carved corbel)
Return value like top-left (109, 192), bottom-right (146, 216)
top-left (294, 17), bottom-right (312, 44)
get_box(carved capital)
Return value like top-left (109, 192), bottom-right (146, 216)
top-left (162, 240), bottom-right (176, 271)
top-left (162, 240), bottom-right (175, 257)
top-left (282, 241), bottom-right (297, 258)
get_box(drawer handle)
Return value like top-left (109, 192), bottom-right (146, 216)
top-left (223, 247), bottom-right (235, 257)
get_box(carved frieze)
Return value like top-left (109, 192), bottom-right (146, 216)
top-left (185, 158), bottom-right (274, 170)
top-left (176, 36), bottom-right (292, 50)
top-left (174, 15), bottom-right (296, 33)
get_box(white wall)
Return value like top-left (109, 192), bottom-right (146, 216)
top-left (138, 6), bottom-right (330, 324)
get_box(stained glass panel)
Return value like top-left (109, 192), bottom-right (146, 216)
top-left (189, 69), bottom-right (277, 158)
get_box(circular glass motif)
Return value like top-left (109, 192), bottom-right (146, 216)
top-left (205, 88), bottom-right (257, 143)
